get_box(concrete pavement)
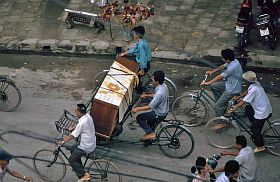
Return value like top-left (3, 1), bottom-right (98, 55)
top-left (0, 0), bottom-right (279, 68)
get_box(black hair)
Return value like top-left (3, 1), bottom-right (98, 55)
top-left (77, 103), bottom-right (87, 114)
top-left (133, 25), bottom-right (145, 38)
top-left (221, 48), bottom-right (235, 62)
top-left (191, 156), bottom-right (207, 174)
top-left (224, 160), bottom-right (239, 177)
top-left (152, 71), bottom-right (165, 84)
top-left (235, 135), bottom-right (247, 148)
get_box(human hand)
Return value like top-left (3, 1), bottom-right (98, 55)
top-left (132, 108), bottom-right (138, 113)
top-left (56, 141), bottom-right (63, 146)
top-left (139, 94), bottom-right (147, 99)
top-left (138, 69), bottom-right (145, 76)
top-left (24, 176), bottom-right (33, 182)
top-left (200, 81), bottom-right (209, 86)
top-left (118, 53), bottom-right (125, 57)
top-left (67, 126), bottom-right (75, 132)
top-left (206, 70), bottom-right (213, 76)
top-left (232, 96), bottom-right (239, 102)
top-left (227, 109), bottom-right (233, 115)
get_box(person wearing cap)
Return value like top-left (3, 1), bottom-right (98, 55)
top-left (201, 49), bottom-right (243, 117)
top-left (0, 149), bottom-right (33, 182)
top-left (57, 104), bottom-right (96, 182)
top-left (227, 71), bottom-right (272, 153)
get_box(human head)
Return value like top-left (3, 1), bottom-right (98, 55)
top-left (152, 71), bottom-right (165, 85)
top-left (221, 49), bottom-right (235, 63)
top-left (133, 25), bottom-right (145, 39)
top-left (235, 135), bottom-right (247, 149)
top-left (242, 71), bottom-right (257, 83)
top-left (191, 156), bottom-right (209, 174)
top-left (0, 150), bottom-right (13, 168)
top-left (75, 103), bottom-right (87, 118)
top-left (224, 160), bottom-right (240, 180)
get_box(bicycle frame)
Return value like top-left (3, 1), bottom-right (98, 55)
top-left (49, 146), bottom-right (92, 169)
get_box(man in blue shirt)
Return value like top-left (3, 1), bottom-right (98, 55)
top-left (201, 49), bottom-right (243, 116)
top-left (118, 26), bottom-right (152, 93)
top-left (118, 25), bottom-right (152, 76)
top-left (132, 71), bottom-right (169, 140)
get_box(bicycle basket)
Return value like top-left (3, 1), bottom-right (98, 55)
top-left (55, 110), bottom-right (78, 133)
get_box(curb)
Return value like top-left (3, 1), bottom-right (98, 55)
top-left (0, 38), bottom-right (279, 69)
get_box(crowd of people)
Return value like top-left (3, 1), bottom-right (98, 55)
top-left (1, 20), bottom-right (274, 181)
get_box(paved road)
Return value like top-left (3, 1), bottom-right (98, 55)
top-left (0, 0), bottom-right (279, 67)
top-left (0, 54), bottom-right (280, 181)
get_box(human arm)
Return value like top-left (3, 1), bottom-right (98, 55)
top-left (206, 64), bottom-right (226, 76)
top-left (221, 151), bottom-right (239, 156)
top-left (201, 74), bottom-right (223, 86)
top-left (232, 90), bottom-right (248, 101)
top-left (8, 170), bottom-right (32, 181)
top-left (132, 105), bottom-right (150, 113)
top-left (118, 51), bottom-right (129, 57)
top-left (227, 100), bottom-right (246, 115)
top-left (139, 93), bottom-right (154, 98)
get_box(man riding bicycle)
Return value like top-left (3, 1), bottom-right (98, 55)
top-left (201, 49), bottom-right (243, 117)
top-left (132, 71), bottom-right (169, 140)
top-left (57, 104), bottom-right (96, 182)
top-left (227, 71), bottom-right (272, 153)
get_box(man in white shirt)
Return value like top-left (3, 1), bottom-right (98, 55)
top-left (221, 135), bottom-right (257, 182)
top-left (227, 71), bottom-right (272, 152)
top-left (58, 104), bottom-right (96, 182)
top-left (216, 160), bottom-right (240, 182)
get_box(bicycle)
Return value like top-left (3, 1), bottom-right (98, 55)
top-left (133, 119), bottom-right (195, 159)
top-left (33, 142), bottom-right (122, 182)
top-left (93, 69), bottom-right (177, 105)
top-left (0, 75), bottom-right (21, 112)
top-left (204, 112), bottom-right (280, 156)
top-left (171, 75), bottom-right (245, 127)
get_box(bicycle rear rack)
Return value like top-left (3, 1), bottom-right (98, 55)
top-left (55, 110), bottom-right (78, 134)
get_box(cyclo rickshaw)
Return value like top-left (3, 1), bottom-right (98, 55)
top-left (55, 57), bottom-right (195, 159)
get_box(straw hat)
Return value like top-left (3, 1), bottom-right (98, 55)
top-left (243, 71), bottom-right (257, 82)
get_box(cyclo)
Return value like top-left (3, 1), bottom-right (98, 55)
top-left (55, 57), bottom-right (195, 159)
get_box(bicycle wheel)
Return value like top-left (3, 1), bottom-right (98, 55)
top-left (205, 117), bottom-right (240, 149)
top-left (171, 95), bottom-right (208, 127)
top-left (263, 121), bottom-right (280, 156)
top-left (87, 159), bottom-right (122, 182)
top-left (157, 123), bottom-right (195, 159)
top-left (0, 80), bottom-right (21, 111)
top-left (33, 149), bottom-right (66, 182)
top-left (93, 70), bottom-right (108, 89)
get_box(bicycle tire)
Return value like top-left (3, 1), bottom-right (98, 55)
top-left (33, 149), bottom-right (66, 182)
top-left (157, 123), bottom-right (195, 159)
top-left (171, 95), bottom-right (208, 127)
top-left (93, 70), bottom-right (109, 89)
top-left (87, 159), bottom-right (122, 182)
top-left (0, 80), bottom-right (21, 112)
top-left (205, 117), bottom-right (240, 149)
top-left (263, 120), bottom-right (280, 156)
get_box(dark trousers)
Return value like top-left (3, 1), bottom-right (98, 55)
top-left (69, 147), bottom-right (87, 178)
top-left (245, 105), bottom-right (268, 147)
top-left (210, 81), bottom-right (237, 116)
top-left (136, 111), bottom-right (166, 134)
top-left (135, 62), bottom-right (151, 94)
